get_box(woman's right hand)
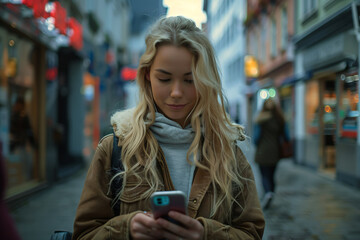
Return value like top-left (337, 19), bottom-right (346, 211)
top-left (130, 211), bottom-right (163, 240)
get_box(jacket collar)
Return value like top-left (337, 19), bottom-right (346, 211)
top-left (111, 108), bottom-right (212, 218)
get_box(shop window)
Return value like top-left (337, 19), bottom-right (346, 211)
top-left (302, 0), bottom-right (318, 21)
top-left (305, 80), bottom-right (319, 135)
top-left (338, 73), bottom-right (358, 140)
top-left (323, 80), bottom-right (336, 136)
top-left (0, 27), bottom-right (38, 195)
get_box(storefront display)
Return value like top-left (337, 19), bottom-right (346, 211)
top-left (338, 73), bottom-right (358, 140)
top-left (305, 80), bottom-right (319, 135)
top-left (0, 26), bottom-right (39, 195)
top-left (0, 0), bottom-right (85, 201)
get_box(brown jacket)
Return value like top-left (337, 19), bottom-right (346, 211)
top-left (72, 111), bottom-right (265, 240)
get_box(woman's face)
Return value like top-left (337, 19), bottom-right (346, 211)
top-left (147, 45), bottom-right (197, 127)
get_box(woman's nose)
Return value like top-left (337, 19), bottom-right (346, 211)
top-left (170, 81), bottom-right (183, 98)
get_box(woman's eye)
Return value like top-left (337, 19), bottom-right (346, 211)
top-left (185, 79), bottom-right (193, 83)
top-left (158, 78), bottom-right (170, 82)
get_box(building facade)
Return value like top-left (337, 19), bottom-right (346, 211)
top-left (0, 0), bottom-right (85, 202)
top-left (244, 0), bottom-right (295, 140)
top-left (243, 0), bottom-right (360, 188)
top-left (293, 0), bottom-right (359, 187)
top-left (203, 0), bottom-right (248, 125)
top-left (0, 0), bottom-right (131, 204)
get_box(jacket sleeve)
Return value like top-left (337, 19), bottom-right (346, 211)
top-left (72, 135), bottom-right (139, 240)
top-left (197, 146), bottom-right (265, 239)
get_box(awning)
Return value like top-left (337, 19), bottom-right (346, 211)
top-left (281, 71), bottom-right (313, 87)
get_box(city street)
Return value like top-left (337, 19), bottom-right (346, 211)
top-left (2, 1), bottom-right (360, 240)
top-left (10, 144), bottom-right (360, 240)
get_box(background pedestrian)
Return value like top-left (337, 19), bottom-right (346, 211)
top-left (254, 98), bottom-right (288, 209)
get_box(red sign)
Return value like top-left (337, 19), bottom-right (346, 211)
top-left (46, 67), bottom-right (58, 81)
top-left (22, 0), bottom-right (33, 7)
top-left (68, 18), bottom-right (83, 50)
top-left (22, 0), bottom-right (48, 18)
top-left (121, 67), bottom-right (137, 81)
top-left (50, 2), bottom-right (67, 35)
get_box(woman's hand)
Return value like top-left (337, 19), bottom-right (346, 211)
top-left (130, 211), bottom-right (163, 240)
top-left (156, 211), bottom-right (204, 240)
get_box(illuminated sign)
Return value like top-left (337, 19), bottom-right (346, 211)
top-left (22, 0), bottom-right (48, 18)
top-left (68, 18), bottom-right (83, 50)
top-left (244, 55), bottom-right (259, 78)
top-left (50, 2), bottom-right (67, 35)
top-left (259, 88), bottom-right (276, 99)
top-left (121, 67), bottom-right (137, 81)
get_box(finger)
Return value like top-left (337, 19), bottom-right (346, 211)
top-left (167, 211), bottom-right (204, 239)
top-left (132, 214), bottom-right (164, 239)
top-left (156, 217), bottom-right (185, 238)
top-left (137, 212), bottom-right (159, 229)
top-left (168, 211), bottom-right (193, 227)
top-left (140, 215), bottom-right (165, 239)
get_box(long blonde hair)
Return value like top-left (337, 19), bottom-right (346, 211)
top-left (111, 16), bottom-right (246, 222)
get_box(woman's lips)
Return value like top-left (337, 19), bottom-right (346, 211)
top-left (167, 104), bottom-right (186, 110)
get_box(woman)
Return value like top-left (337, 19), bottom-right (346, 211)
top-left (72, 16), bottom-right (264, 240)
top-left (254, 98), bottom-right (287, 210)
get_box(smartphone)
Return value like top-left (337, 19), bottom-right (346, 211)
top-left (150, 190), bottom-right (187, 225)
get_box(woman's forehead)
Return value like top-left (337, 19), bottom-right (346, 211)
top-left (152, 45), bottom-right (193, 70)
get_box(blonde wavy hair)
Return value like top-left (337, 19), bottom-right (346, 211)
top-left (111, 16), bottom-right (246, 222)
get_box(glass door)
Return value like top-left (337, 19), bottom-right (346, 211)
top-left (321, 79), bottom-right (336, 174)
top-left (305, 80), bottom-right (320, 168)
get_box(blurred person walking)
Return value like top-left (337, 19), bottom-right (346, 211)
top-left (254, 98), bottom-right (289, 210)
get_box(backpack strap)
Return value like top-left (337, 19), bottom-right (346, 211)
top-left (110, 131), bottom-right (124, 216)
top-left (111, 131), bottom-right (123, 170)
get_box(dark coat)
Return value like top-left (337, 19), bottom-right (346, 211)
top-left (254, 115), bottom-right (283, 166)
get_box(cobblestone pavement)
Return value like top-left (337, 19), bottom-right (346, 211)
top-left (10, 168), bottom-right (87, 240)
top-left (237, 143), bottom-right (359, 240)
top-left (260, 160), bottom-right (360, 240)
top-left (9, 144), bottom-right (360, 240)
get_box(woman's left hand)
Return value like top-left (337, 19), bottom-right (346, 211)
top-left (155, 211), bottom-right (204, 240)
